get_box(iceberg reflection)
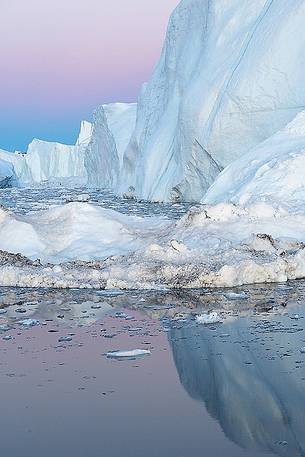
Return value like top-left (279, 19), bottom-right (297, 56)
top-left (169, 308), bottom-right (305, 456)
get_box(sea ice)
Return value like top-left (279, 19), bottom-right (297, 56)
top-left (106, 349), bottom-right (151, 360)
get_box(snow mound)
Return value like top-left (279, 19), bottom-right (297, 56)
top-left (0, 202), bottom-right (170, 264)
top-left (1, 199), bottom-right (305, 289)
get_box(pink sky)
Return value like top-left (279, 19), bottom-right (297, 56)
top-left (0, 0), bottom-right (179, 150)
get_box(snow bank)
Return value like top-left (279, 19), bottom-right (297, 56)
top-left (1, 198), bottom-right (305, 289)
top-left (0, 202), bottom-right (170, 264)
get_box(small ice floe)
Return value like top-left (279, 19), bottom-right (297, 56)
top-left (18, 319), bottom-right (39, 327)
top-left (77, 194), bottom-right (90, 202)
top-left (0, 309), bottom-right (7, 315)
top-left (300, 347), bottom-right (305, 354)
top-left (58, 336), bottom-right (73, 343)
top-left (106, 349), bottom-right (151, 360)
top-left (196, 312), bottom-right (222, 325)
top-left (114, 312), bottom-right (134, 320)
top-left (2, 335), bottom-right (13, 341)
top-left (291, 314), bottom-right (300, 320)
top-left (224, 292), bottom-right (248, 300)
top-left (0, 324), bottom-right (11, 332)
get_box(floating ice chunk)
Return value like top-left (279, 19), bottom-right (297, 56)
top-left (196, 312), bottom-right (222, 325)
top-left (224, 292), bottom-right (248, 300)
top-left (291, 314), bottom-right (300, 320)
top-left (300, 347), bottom-right (305, 354)
top-left (106, 349), bottom-right (151, 360)
top-left (0, 324), bottom-right (11, 332)
top-left (76, 194), bottom-right (90, 202)
top-left (18, 319), bottom-right (39, 327)
top-left (58, 336), bottom-right (73, 342)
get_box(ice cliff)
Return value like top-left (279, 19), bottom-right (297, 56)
top-left (0, 121), bottom-right (92, 186)
top-left (85, 103), bottom-right (137, 188)
top-left (0, 157), bottom-right (17, 188)
top-left (117, 0), bottom-right (305, 202)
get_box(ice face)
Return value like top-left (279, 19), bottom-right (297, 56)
top-left (204, 110), bottom-right (305, 212)
top-left (0, 157), bottom-right (17, 188)
top-left (0, 120), bottom-right (92, 186)
top-left (117, 0), bottom-right (305, 202)
top-left (85, 103), bottom-right (137, 188)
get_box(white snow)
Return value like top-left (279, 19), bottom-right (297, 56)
top-left (0, 202), bottom-right (170, 264)
top-left (0, 197), bottom-right (305, 289)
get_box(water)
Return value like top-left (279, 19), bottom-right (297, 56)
top-left (0, 283), bottom-right (305, 457)
top-left (0, 186), bottom-right (197, 219)
top-left (1, 187), bottom-right (305, 456)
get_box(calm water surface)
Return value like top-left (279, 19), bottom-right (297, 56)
top-left (0, 284), bottom-right (305, 457)
top-left (0, 188), bottom-right (305, 457)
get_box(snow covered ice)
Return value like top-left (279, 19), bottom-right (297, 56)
top-left (195, 312), bottom-right (222, 325)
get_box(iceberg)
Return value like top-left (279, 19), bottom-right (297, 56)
top-left (117, 0), bottom-right (305, 202)
top-left (85, 103), bottom-right (137, 188)
top-left (204, 110), bottom-right (305, 212)
top-left (0, 120), bottom-right (92, 186)
top-left (0, 157), bottom-right (17, 188)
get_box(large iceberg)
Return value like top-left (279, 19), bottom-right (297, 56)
top-left (0, 120), bottom-right (92, 186)
top-left (85, 103), bottom-right (137, 188)
top-left (118, 0), bottom-right (305, 202)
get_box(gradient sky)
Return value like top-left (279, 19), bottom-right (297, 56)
top-left (0, 0), bottom-right (179, 151)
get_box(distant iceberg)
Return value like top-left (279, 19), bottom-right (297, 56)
top-left (85, 103), bottom-right (137, 189)
top-left (0, 120), bottom-right (92, 187)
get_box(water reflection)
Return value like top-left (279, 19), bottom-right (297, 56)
top-left (1, 282), bottom-right (305, 457)
top-left (168, 291), bottom-right (305, 457)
